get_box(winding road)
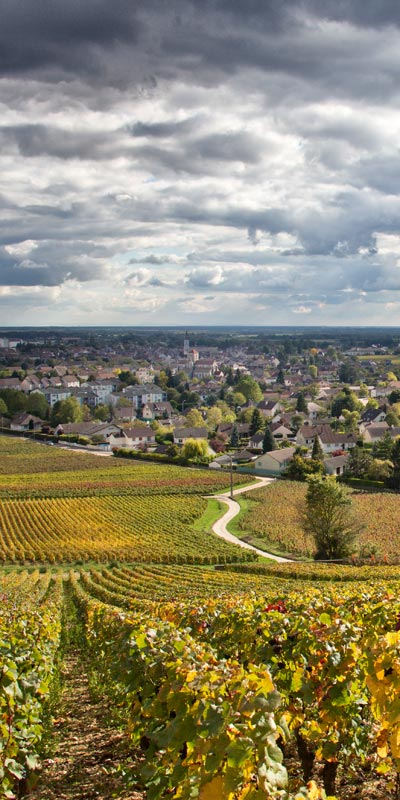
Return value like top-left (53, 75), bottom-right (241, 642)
top-left (209, 477), bottom-right (293, 563)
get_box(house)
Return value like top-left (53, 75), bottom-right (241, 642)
top-left (296, 424), bottom-right (357, 453)
top-left (248, 432), bottom-right (264, 451)
top-left (55, 422), bottom-right (122, 439)
top-left (270, 422), bottom-right (293, 440)
top-left (307, 402), bottom-right (323, 420)
top-left (254, 447), bottom-right (297, 476)
top-left (360, 406), bottom-right (387, 425)
top-left (173, 427), bottom-right (208, 445)
top-left (324, 454), bottom-right (349, 476)
top-left (108, 426), bottom-right (156, 450)
top-left (10, 413), bottom-right (44, 432)
top-left (257, 400), bottom-right (282, 418)
top-left (359, 421), bottom-right (389, 444)
top-left (317, 429), bottom-right (358, 454)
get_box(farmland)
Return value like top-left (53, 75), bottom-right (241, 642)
top-left (235, 480), bottom-right (400, 561)
top-left (3, 436), bottom-right (400, 799)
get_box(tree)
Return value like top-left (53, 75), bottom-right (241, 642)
top-left (372, 430), bottom-right (393, 461)
top-left (50, 397), bottom-right (84, 426)
top-left (311, 435), bottom-right (324, 462)
top-left (296, 392), bottom-right (307, 413)
top-left (386, 437), bottom-right (400, 489)
top-left (250, 407), bottom-right (264, 436)
top-left (0, 388), bottom-right (27, 416)
top-left (93, 404), bottom-right (110, 422)
top-left (206, 406), bottom-right (223, 431)
top-left (236, 376), bottom-right (263, 403)
top-left (345, 446), bottom-right (372, 479)
top-left (25, 392), bottom-right (49, 419)
top-left (303, 475), bottom-right (362, 560)
top-left (284, 454), bottom-right (324, 481)
top-left (229, 424), bottom-right (240, 448)
top-left (185, 408), bottom-right (204, 428)
top-left (342, 409), bottom-right (359, 433)
top-left (309, 364), bottom-right (318, 379)
top-left (0, 397), bottom-right (8, 417)
top-left (385, 410), bottom-right (399, 427)
top-left (276, 369), bottom-right (285, 386)
top-left (262, 426), bottom-right (275, 454)
top-left (230, 391), bottom-right (246, 409)
top-left (331, 387), bottom-right (361, 418)
top-left (182, 438), bottom-right (209, 462)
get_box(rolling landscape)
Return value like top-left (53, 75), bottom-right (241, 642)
top-left (2, 432), bottom-right (400, 800)
top-left (3, 0), bottom-right (400, 795)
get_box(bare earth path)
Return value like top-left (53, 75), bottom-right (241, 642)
top-left (32, 652), bottom-right (144, 800)
top-left (210, 477), bottom-right (294, 563)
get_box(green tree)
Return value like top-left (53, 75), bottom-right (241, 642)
top-left (345, 446), bottom-right (372, 479)
top-left (229, 424), bottom-right (240, 448)
top-left (230, 391), bottom-right (246, 409)
top-left (284, 454), bottom-right (324, 481)
top-left (304, 475), bottom-right (362, 560)
top-left (262, 427), bottom-right (275, 454)
top-left (331, 387), bottom-right (361, 418)
top-left (50, 397), bottom-right (84, 426)
top-left (236, 376), bottom-right (263, 403)
top-left (25, 392), bottom-right (49, 419)
top-left (386, 437), bottom-right (400, 489)
top-left (276, 369), bottom-right (285, 386)
top-left (309, 364), bottom-right (318, 379)
top-left (182, 438), bottom-right (209, 462)
top-left (385, 410), bottom-right (399, 427)
top-left (185, 408), bottom-right (204, 428)
top-left (206, 406), bottom-right (222, 431)
top-left (0, 388), bottom-right (27, 416)
top-left (372, 430), bottom-right (394, 461)
top-left (296, 392), bottom-right (307, 413)
top-left (93, 404), bottom-right (110, 422)
top-left (249, 407), bottom-right (264, 436)
top-left (342, 409), bottom-right (359, 433)
top-left (311, 435), bottom-right (324, 462)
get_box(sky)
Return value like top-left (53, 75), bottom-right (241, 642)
top-left (2, 0), bottom-right (400, 327)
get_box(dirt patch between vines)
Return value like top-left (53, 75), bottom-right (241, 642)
top-left (30, 653), bottom-right (145, 800)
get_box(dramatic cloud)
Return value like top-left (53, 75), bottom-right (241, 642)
top-left (2, 0), bottom-right (400, 324)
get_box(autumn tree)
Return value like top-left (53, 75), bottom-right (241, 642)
top-left (304, 475), bottom-right (361, 560)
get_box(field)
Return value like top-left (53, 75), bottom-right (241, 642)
top-left (235, 480), bottom-right (400, 561)
top-left (0, 436), bottom-right (250, 564)
top-left (2, 436), bottom-right (400, 799)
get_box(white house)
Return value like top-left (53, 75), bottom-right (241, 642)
top-left (254, 447), bottom-right (297, 475)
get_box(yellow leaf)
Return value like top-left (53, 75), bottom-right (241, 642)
top-left (307, 780), bottom-right (324, 799)
top-left (186, 670), bottom-right (197, 683)
top-left (199, 776), bottom-right (229, 800)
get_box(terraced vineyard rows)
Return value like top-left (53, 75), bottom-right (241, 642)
top-left (69, 563), bottom-right (400, 799)
top-left (0, 493), bottom-right (254, 563)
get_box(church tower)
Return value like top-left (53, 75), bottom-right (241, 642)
top-left (183, 331), bottom-right (190, 355)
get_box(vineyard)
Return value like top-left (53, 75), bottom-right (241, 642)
top-left (235, 481), bottom-right (400, 561)
top-left (4, 564), bottom-right (400, 799)
top-left (2, 436), bottom-right (400, 799)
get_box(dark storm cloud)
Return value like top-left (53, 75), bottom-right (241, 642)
top-left (0, 125), bottom-right (115, 160)
top-left (0, 0), bottom-right (399, 101)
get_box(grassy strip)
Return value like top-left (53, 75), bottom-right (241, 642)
top-left (192, 498), bottom-right (228, 532)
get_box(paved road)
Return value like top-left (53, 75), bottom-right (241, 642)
top-left (210, 477), bottom-right (293, 563)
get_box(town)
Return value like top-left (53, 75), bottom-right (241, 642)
top-left (1, 326), bottom-right (400, 487)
